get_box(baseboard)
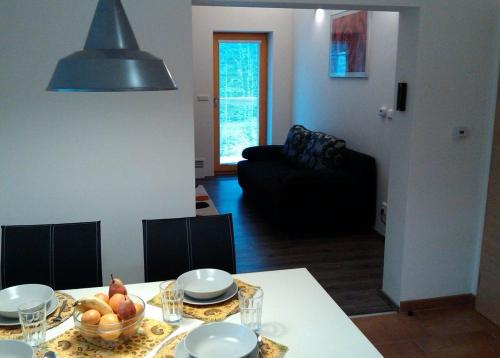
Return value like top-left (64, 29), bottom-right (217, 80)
top-left (400, 294), bottom-right (475, 312)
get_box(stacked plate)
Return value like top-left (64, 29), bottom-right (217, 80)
top-left (174, 269), bottom-right (258, 357)
top-left (175, 322), bottom-right (259, 358)
top-left (0, 284), bottom-right (58, 326)
top-left (177, 268), bottom-right (237, 305)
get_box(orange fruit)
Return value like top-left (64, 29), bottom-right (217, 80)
top-left (134, 302), bottom-right (144, 315)
top-left (98, 313), bottom-right (121, 341)
top-left (121, 317), bottom-right (141, 338)
top-left (95, 292), bottom-right (109, 304)
top-left (81, 309), bottom-right (101, 325)
top-left (81, 310), bottom-right (100, 338)
top-left (109, 293), bottom-right (125, 314)
top-left (81, 324), bottom-right (98, 338)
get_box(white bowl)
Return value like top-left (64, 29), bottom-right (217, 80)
top-left (177, 269), bottom-right (233, 300)
top-left (184, 322), bottom-right (258, 358)
top-left (0, 284), bottom-right (54, 318)
top-left (0, 340), bottom-right (33, 358)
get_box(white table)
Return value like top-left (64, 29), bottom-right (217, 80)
top-left (51, 268), bottom-right (381, 357)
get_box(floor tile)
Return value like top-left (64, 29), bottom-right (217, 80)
top-left (375, 341), bottom-right (427, 357)
top-left (416, 331), bottom-right (497, 353)
top-left (352, 307), bottom-right (500, 357)
top-left (416, 307), bottom-right (500, 337)
top-left (353, 313), bottom-right (427, 344)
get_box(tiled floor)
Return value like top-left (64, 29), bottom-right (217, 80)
top-left (352, 305), bottom-right (500, 357)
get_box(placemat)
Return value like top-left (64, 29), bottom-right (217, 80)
top-left (0, 291), bottom-right (75, 340)
top-left (36, 318), bottom-right (177, 358)
top-left (154, 331), bottom-right (288, 358)
top-left (148, 279), bottom-right (258, 322)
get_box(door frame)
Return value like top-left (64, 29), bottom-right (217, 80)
top-left (213, 32), bottom-right (268, 173)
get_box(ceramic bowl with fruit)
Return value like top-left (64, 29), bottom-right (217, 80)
top-left (73, 275), bottom-right (145, 349)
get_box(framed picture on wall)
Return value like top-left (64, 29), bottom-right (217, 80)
top-left (329, 10), bottom-right (369, 78)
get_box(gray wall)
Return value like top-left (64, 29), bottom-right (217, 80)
top-left (192, 6), bottom-right (294, 176)
top-left (293, 9), bottom-right (399, 234)
top-left (193, 0), bottom-right (500, 304)
top-left (0, 0), bottom-right (196, 284)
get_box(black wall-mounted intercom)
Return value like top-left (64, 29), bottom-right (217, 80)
top-left (397, 82), bottom-right (407, 111)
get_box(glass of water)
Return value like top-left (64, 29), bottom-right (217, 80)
top-left (18, 300), bottom-right (47, 347)
top-left (238, 287), bottom-right (263, 331)
top-left (159, 281), bottom-right (184, 323)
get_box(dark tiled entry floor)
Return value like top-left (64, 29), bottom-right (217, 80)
top-left (352, 305), bottom-right (500, 357)
top-left (198, 175), bottom-right (394, 316)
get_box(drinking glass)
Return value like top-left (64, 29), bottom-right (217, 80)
top-left (238, 287), bottom-right (263, 331)
top-left (159, 281), bottom-right (184, 323)
top-left (18, 300), bottom-right (47, 347)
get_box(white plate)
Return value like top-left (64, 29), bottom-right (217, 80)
top-left (178, 269), bottom-right (233, 300)
top-left (183, 281), bottom-right (238, 306)
top-left (0, 284), bottom-right (54, 318)
top-left (0, 340), bottom-right (33, 358)
top-left (184, 322), bottom-right (258, 358)
top-left (0, 295), bottom-right (58, 326)
top-left (174, 338), bottom-right (189, 358)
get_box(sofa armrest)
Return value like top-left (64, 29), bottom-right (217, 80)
top-left (343, 149), bottom-right (377, 224)
top-left (242, 145), bottom-right (284, 161)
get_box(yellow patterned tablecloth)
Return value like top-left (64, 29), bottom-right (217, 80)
top-left (154, 331), bottom-right (288, 358)
top-left (148, 279), bottom-right (258, 322)
top-left (36, 318), bottom-right (177, 358)
top-left (0, 291), bottom-right (75, 340)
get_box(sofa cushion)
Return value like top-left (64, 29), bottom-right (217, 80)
top-left (297, 131), bottom-right (346, 170)
top-left (282, 125), bottom-right (312, 166)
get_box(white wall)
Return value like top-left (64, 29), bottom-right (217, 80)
top-left (192, 6), bottom-right (294, 176)
top-left (0, 0), bottom-right (196, 284)
top-left (397, 2), bottom-right (499, 301)
top-left (293, 9), bottom-right (399, 234)
top-left (195, 0), bottom-right (500, 304)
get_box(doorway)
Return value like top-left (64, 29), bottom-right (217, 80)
top-left (213, 32), bottom-right (268, 173)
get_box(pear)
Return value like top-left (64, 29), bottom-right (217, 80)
top-left (117, 295), bottom-right (137, 321)
top-left (108, 274), bottom-right (127, 298)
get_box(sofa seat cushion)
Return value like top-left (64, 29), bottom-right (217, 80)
top-left (238, 159), bottom-right (311, 193)
top-left (297, 131), bottom-right (346, 170)
top-left (282, 125), bottom-right (312, 166)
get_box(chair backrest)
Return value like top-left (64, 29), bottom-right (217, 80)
top-left (142, 214), bottom-right (236, 282)
top-left (1, 221), bottom-right (102, 290)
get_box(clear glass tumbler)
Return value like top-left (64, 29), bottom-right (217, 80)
top-left (159, 281), bottom-right (184, 323)
top-left (238, 287), bottom-right (263, 331)
top-left (18, 300), bottom-right (47, 347)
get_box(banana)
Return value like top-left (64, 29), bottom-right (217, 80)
top-left (75, 296), bottom-right (114, 316)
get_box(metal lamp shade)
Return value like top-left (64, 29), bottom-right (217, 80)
top-left (47, 0), bottom-right (177, 92)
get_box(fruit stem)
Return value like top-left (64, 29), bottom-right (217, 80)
top-left (111, 273), bottom-right (115, 284)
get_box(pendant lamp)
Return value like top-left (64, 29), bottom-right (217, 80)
top-left (47, 0), bottom-right (177, 92)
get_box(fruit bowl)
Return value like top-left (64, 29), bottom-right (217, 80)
top-left (73, 294), bottom-right (145, 349)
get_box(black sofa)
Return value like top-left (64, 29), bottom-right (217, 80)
top-left (237, 125), bottom-right (376, 232)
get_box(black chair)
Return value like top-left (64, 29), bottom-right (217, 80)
top-left (1, 221), bottom-right (102, 290)
top-left (142, 214), bottom-right (236, 282)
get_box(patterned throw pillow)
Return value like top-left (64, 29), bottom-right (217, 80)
top-left (297, 131), bottom-right (346, 170)
top-left (282, 125), bottom-right (312, 165)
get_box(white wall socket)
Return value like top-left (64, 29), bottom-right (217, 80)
top-left (378, 106), bottom-right (388, 118)
top-left (387, 109), bottom-right (394, 120)
top-left (196, 94), bottom-right (210, 102)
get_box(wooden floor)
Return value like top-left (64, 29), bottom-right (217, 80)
top-left (198, 175), bottom-right (394, 316)
top-left (352, 305), bottom-right (500, 357)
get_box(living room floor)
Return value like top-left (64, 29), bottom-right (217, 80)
top-left (197, 175), bottom-right (394, 316)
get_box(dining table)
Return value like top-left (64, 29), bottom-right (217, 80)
top-left (46, 268), bottom-right (381, 357)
